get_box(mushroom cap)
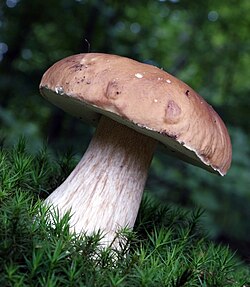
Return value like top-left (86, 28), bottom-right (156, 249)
top-left (39, 53), bottom-right (232, 175)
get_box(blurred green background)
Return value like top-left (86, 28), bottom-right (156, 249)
top-left (1, 0), bottom-right (249, 261)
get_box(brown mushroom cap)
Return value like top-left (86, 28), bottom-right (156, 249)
top-left (40, 53), bottom-right (232, 175)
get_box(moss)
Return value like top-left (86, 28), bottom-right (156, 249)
top-left (0, 139), bottom-right (249, 286)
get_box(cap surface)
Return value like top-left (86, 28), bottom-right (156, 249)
top-left (40, 53), bottom-right (232, 175)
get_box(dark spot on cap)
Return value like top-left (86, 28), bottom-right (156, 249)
top-left (168, 134), bottom-right (178, 140)
top-left (70, 63), bottom-right (86, 71)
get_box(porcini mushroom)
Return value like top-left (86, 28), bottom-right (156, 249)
top-left (39, 53), bottom-right (232, 247)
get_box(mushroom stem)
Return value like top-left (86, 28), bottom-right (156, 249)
top-left (45, 116), bottom-right (157, 246)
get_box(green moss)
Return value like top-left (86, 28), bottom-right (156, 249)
top-left (0, 140), bottom-right (249, 286)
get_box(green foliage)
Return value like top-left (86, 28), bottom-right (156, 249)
top-left (0, 143), bottom-right (249, 286)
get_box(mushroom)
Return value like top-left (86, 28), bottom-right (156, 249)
top-left (39, 53), bottom-right (232, 247)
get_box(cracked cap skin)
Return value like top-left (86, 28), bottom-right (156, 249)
top-left (40, 53), bottom-right (232, 176)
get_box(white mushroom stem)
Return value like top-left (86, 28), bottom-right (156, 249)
top-left (45, 116), bottom-right (157, 246)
